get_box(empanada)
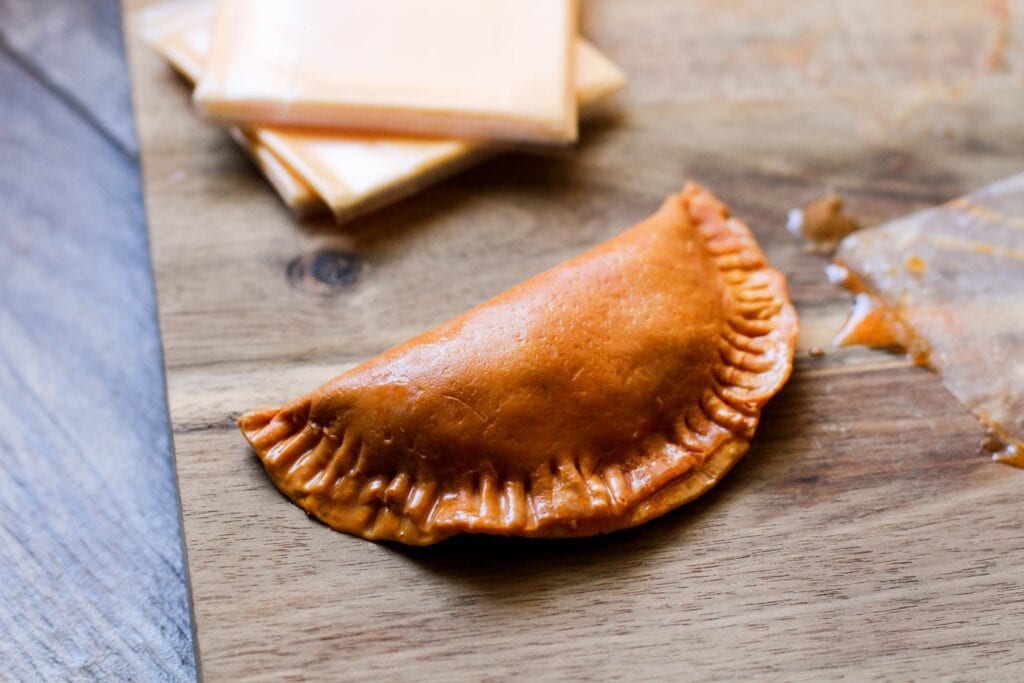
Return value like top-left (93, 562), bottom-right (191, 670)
top-left (240, 185), bottom-right (797, 544)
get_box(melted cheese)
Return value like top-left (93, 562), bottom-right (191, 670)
top-left (194, 0), bottom-right (579, 144)
top-left (140, 0), bottom-right (625, 221)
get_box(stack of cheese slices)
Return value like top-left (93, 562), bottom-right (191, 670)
top-left (139, 0), bottom-right (627, 223)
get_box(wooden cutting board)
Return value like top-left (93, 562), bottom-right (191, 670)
top-left (125, 1), bottom-right (1024, 678)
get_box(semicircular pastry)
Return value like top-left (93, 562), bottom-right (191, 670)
top-left (240, 185), bottom-right (798, 544)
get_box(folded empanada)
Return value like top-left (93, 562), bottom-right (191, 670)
top-left (240, 185), bottom-right (797, 544)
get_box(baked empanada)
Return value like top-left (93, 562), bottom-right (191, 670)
top-left (240, 185), bottom-right (797, 544)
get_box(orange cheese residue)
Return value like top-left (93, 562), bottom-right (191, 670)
top-left (827, 263), bottom-right (930, 365)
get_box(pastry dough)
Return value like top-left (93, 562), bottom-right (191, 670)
top-left (240, 185), bottom-right (797, 544)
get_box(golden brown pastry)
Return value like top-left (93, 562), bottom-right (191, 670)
top-left (240, 185), bottom-right (798, 544)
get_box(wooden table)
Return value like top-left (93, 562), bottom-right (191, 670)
top-left (0, 1), bottom-right (194, 679)
top-left (5, 0), bottom-right (1024, 680)
top-left (126, 0), bottom-right (1024, 679)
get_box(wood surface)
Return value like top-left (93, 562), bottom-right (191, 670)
top-left (126, 0), bottom-right (1024, 679)
top-left (0, 1), bottom-right (194, 679)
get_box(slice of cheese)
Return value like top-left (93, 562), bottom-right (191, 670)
top-left (139, 0), bottom-right (324, 217)
top-left (138, 0), bottom-right (209, 82)
top-left (140, 0), bottom-right (626, 222)
top-left (230, 130), bottom-right (324, 218)
top-left (256, 44), bottom-right (624, 220)
top-left (575, 41), bottom-right (629, 109)
top-left (194, 0), bottom-right (579, 144)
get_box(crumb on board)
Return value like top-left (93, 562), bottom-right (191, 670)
top-left (787, 193), bottom-right (862, 251)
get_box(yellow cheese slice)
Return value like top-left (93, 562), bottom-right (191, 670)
top-left (139, 0), bottom-right (324, 217)
top-left (138, 0), bottom-right (209, 82)
top-left (139, 0), bottom-right (625, 222)
top-left (194, 0), bottom-right (579, 144)
top-left (230, 130), bottom-right (325, 218)
top-left (257, 43), bottom-right (624, 220)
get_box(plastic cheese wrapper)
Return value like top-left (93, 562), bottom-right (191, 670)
top-left (830, 173), bottom-right (1024, 466)
top-left (138, 0), bottom-right (626, 222)
top-left (194, 0), bottom-right (578, 144)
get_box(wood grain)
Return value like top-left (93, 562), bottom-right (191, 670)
top-left (0, 1), bottom-right (194, 679)
top-left (126, 0), bottom-right (1024, 679)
